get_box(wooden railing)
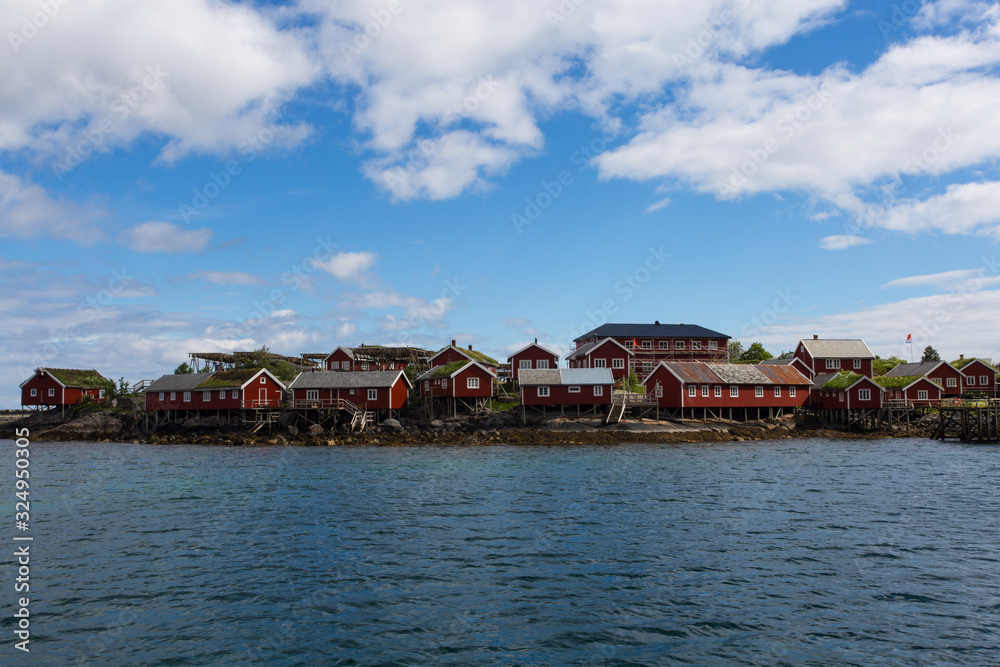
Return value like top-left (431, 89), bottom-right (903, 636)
top-left (289, 398), bottom-right (363, 414)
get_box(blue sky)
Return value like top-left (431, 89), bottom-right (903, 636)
top-left (3, 0), bottom-right (1000, 406)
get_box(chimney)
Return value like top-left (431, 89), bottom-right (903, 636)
top-left (468, 344), bottom-right (473, 351)
top-left (654, 320), bottom-right (660, 326)
top-left (959, 354), bottom-right (964, 360)
top-left (534, 337), bottom-right (538, 343)
top-left (813, 335), bottom-right (819, 340)
top-left (451, 339), bottom-right (456, 347)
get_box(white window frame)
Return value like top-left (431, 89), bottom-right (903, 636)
top-left (688, 385), bottom-right (696, 398)
top-left (676, 341), bottom-right (686, 350)
top-left (714, 386), bottom-right (721, 398)
top-left (48, 388), bottom-right (56, 397)
top-left (774, 386), bottom-right (781, 398)
top-left (981, 376), bottom-right (989, 386)
top-left (624, 340), bottom-right (634, 350)
top-left (755, 386), bottom-right (763, 398)
top-left (537, 360), bottom-right (549, 369)
top-left (789, 387), bottom-right (796, 398)
top-left (424, 381), bottom-right (430, 391)
top-left (30, 388), bottom-right (37, 397)
top-left (232, 390), bottom-right (238, 399)
top-left (642, 362), bottom-right (652, 372)
top-left (442, 378), bottom-right (448, 389)
top-left (260, 377), bottom-right (266, 384)
top-left (219, 390), bottom-right (225, 399)
top-left (593, 358), bottom-right (607, 368)
top-left (368, 389), bottom-right (377, 401)
top-left (692, 341), bottom-right (702, 350)
top-left (519, 360), bottom-right (531, 369)
top-left (947, 377), bottom-right (957, 387)
top-left (467, 377), bottom-right (480, 390)
top-left (306, 389), bottom-right (319, 401)
top-left (641, 340), bottom-right (652, 350)
top-left (709, 341), bottom-right (718, 350)
top-left (204, 391), bottom-right (211, 402)
top-left (659, 341), bottom-right (669, 350)
top-left (170, 392), bottom-right (176, 401)
top-left (853, 359), bottom-right (861, 370)
top-left (537, 386), bottom-right (550, 397)
top-left (593, 386), bottom-right (603, 397)
top-left (826, 359), bottom-right (839, 370)
top-left (183, 392), bottom-right (192, 403)
top-left (858, 389), bottom-right (871, 401)
top-left (701, 385), bottom-right (709, 397)
top-left (730, 386), bottom-right (738, 398)
top-left (159, 392), bottom-right (164, 400)
top-left (568, 386), bottom-right (581, 393)
top-left (342, 361), bottom-right (350, 370)
top-left (839, 391), bottom-right (844, 402)
top-left (917, 390), bottom-right (928, 400)
top-left (612, 358), bottom-right (625, 369)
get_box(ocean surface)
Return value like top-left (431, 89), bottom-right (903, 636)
top-left (3, 437), bottom-right (1000, 666)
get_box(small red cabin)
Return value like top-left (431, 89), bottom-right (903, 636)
top-left (794, 337), bottom-right (875, 379)
top-left (811, 372), bottom-right (883, 410)
top-left (144, 368), bottom-right (285, 411)
top-left (518, 368), bottom-right (613, 407)
top-left (885, 361), bottom-right (964, 397)
top-left (507, 341), bottom-right (559, 383)
top-left (20, 368), bottom-right (109, 407)
top-left (876, 376), bottom-right (942, 407)
top-left (953, 358), bottom-right (998, 395)
top-left (324, 347), bottom-right (357, 371)
top-left (566, 337), bottom-right (633, 379)
top-left (429, 341), bottom-right (499, 374)
top-left (287, 370), bottom-right (412, 412)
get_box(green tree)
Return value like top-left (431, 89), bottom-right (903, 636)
top-left (873, 355), bottom-right (905, 376)
top-left (174, 362), bottom-right (194, 374)
top-left (271, 360), bottom-right (298, 384)
top-left (921, 345), bottom-right (941, 362)
top-left (728, 340), bottom-right (744, 363)
top-left (739, 342), bottom-right (773, 363)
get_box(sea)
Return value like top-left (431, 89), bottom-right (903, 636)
top-left (3, 437), bottom-right (999, 666)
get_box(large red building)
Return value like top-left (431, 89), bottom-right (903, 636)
top-left (507, 341), bottom-right (559, 383)
top-left (566, 338), bottom-right (633, 380)
top-left (287, 370), bottom-right (412, 412)
top-left (794, 337), bottom-right (875, 379)
top-left (572, 322), bottom-right (729, 376)
top-left (144, 369), bottom-right (285, 411)
top-left (884, 361), bottom-right (964, 397)
top-left (953, 357), bottom-right (997, 395)
top-left (20, 368), bottom-right (109, 408)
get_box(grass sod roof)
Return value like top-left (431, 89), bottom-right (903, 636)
top-left (951, 357), bottom-right (986, 370)
top-left (874, 375), bottom-right (921, 390)
top-left (195, 368), bottom-right (268, 389)
top-left (423, 360), bottom-right (470, 379)
top-left (821, 371), bottom-right (865, 391)
top-left (44, 368), bottom-right (109, 387)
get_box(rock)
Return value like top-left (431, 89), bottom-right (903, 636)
top-left (382, 418), bottom-right (403, 433)
top-left (308, 424), bottom-right (324, 435)
top-left (287, 425), bottom-right (299, 436)
top-left (278, 412), bottom-right (296, 427)
top-left (430, 420), bottom-right (444, 428)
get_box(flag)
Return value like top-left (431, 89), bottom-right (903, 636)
top-left (906, 334), bottom-right (912, 343)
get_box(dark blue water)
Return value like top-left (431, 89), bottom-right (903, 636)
top-left (4, 438), bottom-right (1000, 666)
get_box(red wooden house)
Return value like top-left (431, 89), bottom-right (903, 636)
top-left (20, 368), bottom-right (109, 408)
top-left (429, 341), bottom-right (499, 374)
top-left (953, 357), bottom-right (997, 395)
top-left (641, 361), bottom-right (811, 420)
top-left (324, 346), bottom-right (357, 371)
top-left (144, 368), bottom-right (285, 412)
top-left (572, 322), bottom-right (729, 373)
top-left (507, 340), bottom-right (559, 383)
top-left (566, 337), bottom-right (633, 380)
top-left (875, 376), bottom-right (942, 407)
top-left (794, 336), bottom-right (875, 379)
top-left (417, 360), bottom-right (496, 417)
top-left (287, 370), bottom-right (412, 412)
top-left (810, 372), bottom-right (883, 410)
top-left (518, 368), bottom-right (613, 413)
top-left (884, 361), bottom-right (964, 397)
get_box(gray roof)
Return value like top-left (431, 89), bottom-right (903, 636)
top-left (800, 338), bottom-right (874, 359)
top-left (760, 357), bottom-right (795, 365)
top-left (811, 372), bottom-right (840, 390)
top-left (566, 337), bottom-right (631, 361)
top-left (288, 370), bottom-right (409, 390)
top-left (575, 322), bottom-right (729, 343)
top-left (519, 368), bottom-right (614, 386)
top-left (506, 342), bottom-right (560, 361)
top-left (144, 373), bottom-right (214, 393)
top-left (517, 368), bottom-right (615, 386)
top-left (884, 361), bottom-right (943, 377)
top-left (706, 364), bottom-right (770, 384)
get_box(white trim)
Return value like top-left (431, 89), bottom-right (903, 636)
top-left (506, 342), bottom-right (560, 362)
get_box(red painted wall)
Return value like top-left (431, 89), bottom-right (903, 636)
top-left (510, 347), bottom-right (558, 382)
top-left (520, 384), bottom-right (611, 406)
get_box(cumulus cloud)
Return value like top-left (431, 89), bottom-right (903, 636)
top-left (124, 222), bottom-right (213, 253)
top-left (0, 171), bottom-right (104, 244)
top-left (315, 251), bottom-right (378, 283)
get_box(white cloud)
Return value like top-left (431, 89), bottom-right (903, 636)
top-left (820, 234), bottom-right (872, 250)
top-left (316, 251), bottom-right (378, 283)
top-left (643, 197), bottom-right (671, 213)
top-left (883, 268), bottom-right (1000, 290)
top-left (871, 181), bottom-right (1000, 237)
top-left (0, 171), bottom-right (104, 244)
top-left (188, 271), bottom-right (265, 285)
top-left (124, 222), bottom-right (213, 253)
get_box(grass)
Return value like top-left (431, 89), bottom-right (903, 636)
top-left (821, 372), bottom-right (864, 391)
top-left (196, 369), bottom-right (264, 388)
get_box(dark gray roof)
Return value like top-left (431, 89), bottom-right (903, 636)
top-left (884, 361), bottom-right (942, 377)
top-left (519, 368), bottom-right (614, 386)
top-left (812, 372), bottom-right (839, 390)
top-left (760, 357), bottom-right (795, 365)
top-left (144, 373), bottom-right (214, 393)
top-left (566, 337), bottom-right (631, 361)
top-left (574, 323), bottom-right (729, 343)
top-left (288, 370), bottom-right (409, 390)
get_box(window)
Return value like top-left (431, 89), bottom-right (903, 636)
top-left (714, 386), bottom-right (721, 398)
top-left (947, 377), bottom-right (957, 387)
top-left (307, 390), bottom-right (319, 400)
top-left (659, 341), bottom-right (669, 350)
top-left (342, 361), bottom-right (350, 370)
top-left (537, 386), bottom-right (550, 397)
top-left (730, 386), bottom-right (739, 398)
top-left (30, 388), bottom-right (37, 397)
top-left (709, 341), bottom-right (718, 350)
top-left (789, 387), bottom-right (796, 398)
top-left (774, 387), bottom-right (781, 398)
top-left (519, 360), bottom-right (531, 369)
top-left (702, 385), bottom-right (709, 397)
top-left (755, 386), bottom-right (763, 398)
top-left (183, 392), bottom-right (192, 402)
top-left (642, 362), bottom-right (652, 372)
top-left (424, 381), bottom-right (430, 391)
top-left (204, 391), bottom-right (211, 401)
top-left (232, 390), bottom-right (238, 399)
top-left (839, 392), bottom-right (844, 402)
top-left (981, 376), bottom-right (989, 386)
top-left (826, 359), bottom-right (839, 370)
top-left (569, 386), bottom-right (581, 393)
top-left (170, 392), bottom-right (176, 401)
top-left (853, 359), bottom-right (861, 370)
top-left (48, 388), bottom-right (56, 397)
top-left (624, 340), bottom-right (634, 349)
top-left (692, 341), bottom-right (702, 350)
top-left (612, 358), bottom-right (625, 369)
top-left (858, 389), bottom-right (871, 401)
top-left (467, 377), bottom-right (480, 389)
top-left (159, 392), bottom-right (164, 400)
top-left (917, 390), bottom-right (928, 400)
top-left (655, 385), bottom-right (663, 398)
top-left (641, 340), bottom-right (651, 350)
top-left (260, 377), bottom-right (266, 384)
top-left (99, 389), bottom-right (106, 399)
top-left (537, 360), bottom-right (549, 369)
top-left (688, 385), bottom-right (696, 398)
top-left (368, 389), bottom-right (377, 401)
top-left (593, 386), bottom-right (603, 396)
top-left (442, 378), bottom-right (448, 389)
top-left (350, 389), bottom-right (355, 395)
top-left (594, 358), bottom-right (607, 368)
top-left (361, 363), bottom-right (369, 371)
top-left (676, 341), bottom-right (686, 350)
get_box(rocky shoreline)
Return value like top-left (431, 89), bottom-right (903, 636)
top-left (3, 405), bottom-right (939, 446)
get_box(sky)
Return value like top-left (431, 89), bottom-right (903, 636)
top-left (2, 0), bottom-right (1000, 406)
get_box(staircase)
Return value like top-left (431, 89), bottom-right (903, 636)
top-left (606, 401), bottom-right (626, 425)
